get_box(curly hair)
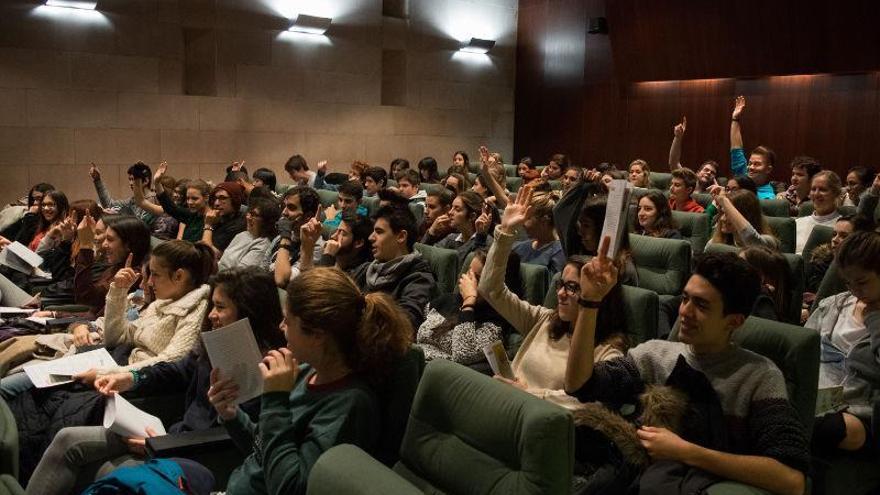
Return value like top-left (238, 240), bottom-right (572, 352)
top-left (286, 268), bottom-right (412, 381)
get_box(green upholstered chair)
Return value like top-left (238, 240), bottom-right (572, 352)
top-left (359, 196), bottom-right (380, 217)
top-left (650, 172), bottom-right (672, 190)
top-left (413, 243), bottom-right (459, 296)
top-left (306, 359), bottom-right (574, 495)
top-left (544, 273), bottom-right (660, 344)
top-left (766, 216), bottom-right (796, 253)
top-left (548, 179), bottom-right (562, 190)
top-left (0, 399), bottom-right (18, 480)
top-left (275, 183), bottom-right (294, 196)
top-left (0, 476), bottom-right (22, 495)
top-left (520, 263), bottom-right (551, 306)
top-left (506, 176), bottom-right (523, 192)
top-left (671, 210), bottom-right (711, 254)
top-left (760, 198), bottom-right (792, 217)
top-left (802, 224), bottom-right (833, 266)
top-left (387, 178), bottom-right (398, 188)
top-left (504, 164), bottom-right (518, 177)
top-left (811, 260), bottom-right (847, 312)
top-left (797, 201), bottom-right (857, 218)
top-left (408, 202), bottom-right (424, 226)
top-left (629, 234), bottom-right (692, 297)
top-left (692, 192), bottom-right (712, 208)
top-left (317, 189), bottom-right (338, 208)
top-left (419, 183), bottom-right (444, 195)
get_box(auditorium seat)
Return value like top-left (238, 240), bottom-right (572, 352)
top-left (629, 234), bottom-right (692, 299)
top-left (317, 189), bottom-right (338, 208)
top-left (765, 216), bottom-right (796, 253)
top-left (504, 164), bottom-right (518, 177)
top-left (0, 399), bottom-right (17, 480)
top-left (671, 210), bottom-right (711, 254)
top-left (306, 359), bottom-right (573, 495)
top-left (760, 198), bottom-right (792, 217)
top-left (0, 475), bottom-right (21, 495)
top-left (802, 224), bottom-right (834, 265)
top-left (413, 243), bottom-right (459, 296)
top-left (505, 176), bottom-right (523, 192)
top-left (797, 201), bottom-right (857, 218)
top-left (650, 172), bottom-right (672, 190)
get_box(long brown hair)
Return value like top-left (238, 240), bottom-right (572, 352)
top-left (740, 246), bottom-right (790, 320)
top-left (287, 268), bottom-right (412, 381)
top-left (152, 240), bottom-right (217, 287)
top-left (711, 189), bottom-right (772, 246)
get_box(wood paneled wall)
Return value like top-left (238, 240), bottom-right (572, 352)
top-left (515, 0), bottom-right (880, 182)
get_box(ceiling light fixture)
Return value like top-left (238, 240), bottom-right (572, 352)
top-left (45, 0), bottom-right (98, 9)
top-left (460, 38), bottom-right (495, 54)
top-left (288, 14), bottom-right (332, 35)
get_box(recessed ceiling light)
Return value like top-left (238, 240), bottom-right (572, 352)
top-left (288, 14), bottom-right (332, 35)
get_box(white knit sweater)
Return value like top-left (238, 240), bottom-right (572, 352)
top-left (97, 282), bottom-right (210, 373)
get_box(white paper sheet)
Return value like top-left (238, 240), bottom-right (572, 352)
top-left (103, 393), bottom-right (166, 437)
top-left (202, 318), bottom-right (264, 404)
top-left (0, 272), bottom-right (35, 307)
top-left (6, 241), bottom-right (42, 268)
top-left (482, 340), bottom-right (515, 380)
top-left (0, 307), bottom-right (36, 315)
top-left (600, 179), bottom-right (633, 259)
top-left (23, 348), bottom-right (116, 388)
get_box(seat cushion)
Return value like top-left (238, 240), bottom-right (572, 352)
top-left (413, 243), bottom-right (459, 296)
top-left (629, 234), bottom-right (692, 296)
top-left (671, 210), bottom-right (711, 254)
top-left (765, 216), bottom-right (796, 253)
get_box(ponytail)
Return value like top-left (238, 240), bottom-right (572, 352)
top-left (152, 240), bottom-right (217, 287)
top-left (357, 292), bottom-right (412, 379)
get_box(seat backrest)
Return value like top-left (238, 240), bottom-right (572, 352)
top-left (413, 243), bottom-right (459, 296)
top-left (671, 210), bottom-right (711, 254)
top-left (408, 202), bottom-right (424, 225)
top-left (812, 259), bottom-right (847, 312)
top-left (802, 224), bottom-right (833, 265)
top-left (275, 183), bottom-right (294, 195)
top-left (629, 233), bottom-right (692, 296)
top-left (361, 196), bottom-right (380, 217)
top-left (504, 164), bottom-right (518, 177)
top-left (650, 172), bottom-right (672, 190)
top-left (418, 183), bottom-right (443, 195)
top-left (548, 179), bottom-right (562, 190)
top-left (543, 273), bottom-right (659, 344)
top-left (669, 316), bottom-right (820, 436)
top-left (520, 262), bottom-right (550, 306)
top-left (692, 192), bottom-right (712, 208)
top-left (373, 346), bottom-right (426, 466)
top-left (506, 176), bottom-right (523, 192)
top-left (0, 398), bottom-right (19, 480)
top-left (759, 199), bottom-right (791, 217)
top-left (317, 189), bottom-right (338, 208)
top-left (798, 201), bottom-right (858, 218)
top-left (765, 216), bottom-right (796, 253)
top-left (396, 360), bottom-right (573, 494)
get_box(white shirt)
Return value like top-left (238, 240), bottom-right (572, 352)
top-left (795, 211), bottom-right (840, 254)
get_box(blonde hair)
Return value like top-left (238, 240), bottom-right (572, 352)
top-left (286, 268), bottom-right (412, 380)
top-left (529, 189), bottom-right (557, 221)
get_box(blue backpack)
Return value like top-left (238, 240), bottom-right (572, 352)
top-left (81, 458), bottom-right (193, 495)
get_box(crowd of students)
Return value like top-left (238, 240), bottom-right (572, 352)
top-left (0, 95), bottom-right (877, 494)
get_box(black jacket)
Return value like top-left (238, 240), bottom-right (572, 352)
top-left (351, 254), bottom-right (436, 331)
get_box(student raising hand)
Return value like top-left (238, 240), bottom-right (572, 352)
top-left (499, 185), bottom-right (533, 234)
top-left (580, 236), bottom-right (618, 303)
top-left (112, 253), bottom-right (139, 290)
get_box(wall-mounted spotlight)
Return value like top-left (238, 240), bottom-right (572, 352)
top-left (45, 0), bottom-right (98, 9)
top-left (460, 38), bottom-right (495, 54)
top-left (288, 14), bottom-right (332, 35)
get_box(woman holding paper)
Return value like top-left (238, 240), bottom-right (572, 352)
top-left (25, 268), bottom-right (283, 495)
top-left (207, 267), bottom-right (413, 495)
top-left (477, 186), bottom-right (627, 408)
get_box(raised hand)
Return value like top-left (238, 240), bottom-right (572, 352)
top-left (259, 348), bottom-right (300, 393)
top-left (204, 208), bottom-right (221, 227)
top-left (732, 95), bottom-right (746, 120)
top-left (112, 253), bottom-right (139, 290)
top-left (478, 145), bottom-right (490, 164)
top-left (89, 162), bottom-right (101, 181)
top-left (316, 160), bottom-right (328, 174)
top-left (57, 210), bottom-right (77, 241)
top-left (208, 368), bottom-right (239, 421)
top-left (230, 160), bottom-right (245, 173)
top-left (153, 161), bottom-right (168, 183)
top-left (77, 209), bottom-right (96, 248)
top-left (474, 204), bottom-right (492, 235)
top-left (579, 236), bottom-right (618, 303)
top-left (300, 211), bottom-right (323, 250)
top-left (94, 372), bottom-right (134, 396)
top-left (500, 185), bottom-right (533, 233)
top-left (674, 116), bottom-right (687, 137)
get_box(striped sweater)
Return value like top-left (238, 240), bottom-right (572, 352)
top-left (571, 340), bottom-right (810, 474)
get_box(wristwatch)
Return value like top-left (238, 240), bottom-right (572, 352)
top-left (577, 298), bottom-right (602, 309)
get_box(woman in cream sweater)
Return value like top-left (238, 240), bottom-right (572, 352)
top-left (478, 186), bottom-right (627, 407)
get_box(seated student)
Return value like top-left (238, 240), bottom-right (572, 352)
top-left (418, 248), bottom-right (521, 364)
top-left (667, 116), bottom-right (719, 193)
top-left (24, 269), bottom-right (284, 495)
top-left (730, 96), bottom-right (777, 200)
top-left (628, 159), bottom-right (653, 188)
top-left (541, 153), bottom-right (570, 180)
top-left (395, 169), bottom-right (427, 204)
top-left (778, 156), bottom-right (822, 215)
top-left (252, 167), bottom-right (277, 193)
top-left (202, 182), bottom-right (247, 254)
top-left (322, 180), bottom-right (368, 231)
top-left (206, 267), bottom-right (412, 495)
top-left (856, 171), bottom-right (880, 225)
top-left (0, 240), bottom-right (214, 399)
top-left (313, 160), bottom-right (368, 192)
top-left (474, 146), bottom-right (512, 209)
top-left (478, 187), bottom-right (627, 407)
top-left (707, 188), bottom-right (779, 249)
top-left (561, 165), bottom-right (582, 195)
top-left (449, 150), bottom-right (470, 177)
top-left (389, 157), bottom-right (410, 181)
top-left (600, 169), bottom-right (627, 190)
top-left (420, 190), bottom-right (493, 266)
top-left (805, 215), bottom-right (865, 296)
top-left (634, 190), bottom-right (682, 240)
top-left (349, 205), bottom-right (434, 329)
top-left (89, 162), bottom-right (158, 227)
top-left (283, 154), bottom-right (316, 188)
top-left (796, 170), bottom-right (843, 254)
top-left (6, 189), bottom-right (70, 252)
top-left (0, 183), bottom-right (54, 244)
top-left (273, 186), bottom-right (323, 288)
top-left (842, 166), bottom-right (876, 208)
top-left (739, 245), bottom-right (791, 321)
top-left (218, 198), bottom-right (280, 272)
top-left (149, 174), bottom-right (181, 240)
top-left (420, 188), bottom-right (454, 238)
top-left (442, 172), bottom-right (470, 196)
top-left (418, 156), bottom-right (441, 184)
top-left (362, 166), bottom-right (388, 197)
top-left (512, 189), bottom-right (566, 275)
top-left (669, 168), bottom-right (705, 213)
top-left (565, 250), bottom-right (809, 495)
top-left (132, 163), bottom-right (209, 242)
top-left (517, 157), bottom-right (542, 183)
top-left (807, 231), bottom-right (880, 455)
top-left (300, 211), bottom-right (373, 275)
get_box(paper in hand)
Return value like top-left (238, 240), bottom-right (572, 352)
top-left (0, 272), bottom-right (35, 307)
top-left (482, 340), bottom-right (515, 380)
top-left (599, 179), bottom-right (633, 259)
top-left (23, 348), bottom-right (116, 388)
top-left (103, 393), bottom-right (166, 437)
top-left (202, 318), bottom-right (264, 404)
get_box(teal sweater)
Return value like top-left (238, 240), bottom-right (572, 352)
top-left (224, 366), bottom-right (379, 495)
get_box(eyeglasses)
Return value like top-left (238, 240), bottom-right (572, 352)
top-left (554, 279), bottom-right (580, 296)
top-left (41, 202), bottom-right (57, 209)
top-left (214, 195), bottom-right (230, 202)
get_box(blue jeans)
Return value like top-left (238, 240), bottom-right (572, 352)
top-left (0, 371), bottom-right (34, 401)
